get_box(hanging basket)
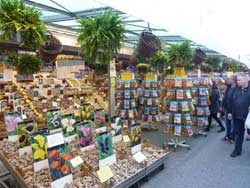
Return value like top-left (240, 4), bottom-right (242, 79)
top-left (39, 33), bottom-right (63, 66)
top-left (137, 31), bottom-right (161, 58)
top-left (192, 48), bottom-right (207, 65)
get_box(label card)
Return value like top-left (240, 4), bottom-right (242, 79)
top-left (123, 135), bottom-right (130, 143)
top-left (47, 133), bottom-right (64, 148)
top-left (51, 174), bottom-right (72, 188)
top-left (131, 144), bottom-right (142, 155)
top-left (70, 156), bottom-right (83, 168)
top-left (97, 166), bottom-right (114, 183)
top-left (133, 151), bottom-right (147, 163)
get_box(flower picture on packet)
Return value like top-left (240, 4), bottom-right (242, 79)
top-left (76, 121), bottom-right (94, 148)
top-left (47, 143), bottom-right (72, 181)
top-left (18, 120), bottom-right (38, 149)
top-left (130, 125), bottom-right (142, 147)
top-left (94, 109), bottom-right (106, 128)
top-left (47, 109), bottom-right (61, 132)
top-left (61, 113), bottom-right (76, 138)
top-left (96, 132), bottom-right (113, 160)
top-left (31, 130), bottom-right (48, 163)
top-left (4, 112), bottom-right (22, 137)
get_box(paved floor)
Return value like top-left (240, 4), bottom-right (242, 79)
top-left (142, 125), bottom-right (250, 188)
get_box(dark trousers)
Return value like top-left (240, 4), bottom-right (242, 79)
top-left (208, 113), bottom-right (224, 130)
top-left (233, 119), bottom-right (245, 154)
top-left (225, 111), bottom-right (235, 140)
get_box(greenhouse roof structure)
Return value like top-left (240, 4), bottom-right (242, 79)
top-left (24, 0), bottom-right (227, 58)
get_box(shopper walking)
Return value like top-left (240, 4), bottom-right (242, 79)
top-left (221, 76), bottom-right (236, 143)
top-left (228, 73), bottom-right (250, 157)
top-left (206, 80), bottom-right (225, 132)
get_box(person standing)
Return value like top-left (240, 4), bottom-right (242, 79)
top-left (228, 73), bottom-right (250, 157)
top-left (221, 76), bottom-right (236, 143)
top-left (206, 80), bottom-right (225, 132)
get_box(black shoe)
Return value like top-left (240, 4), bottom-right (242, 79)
top-left (230, 151), bottom-right (241, 157)
top-left (204, 128), bottom-right (210, 132)
top-left (217, 128), bottom-right (225, 133)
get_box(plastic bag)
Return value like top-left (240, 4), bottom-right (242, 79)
top-left (245, 111), bottom-right (250, 129)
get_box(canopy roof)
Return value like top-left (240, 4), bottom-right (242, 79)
top-left (25, 0), bottom-right (243, 62)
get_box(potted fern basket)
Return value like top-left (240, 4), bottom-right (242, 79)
top-left (77, 11), bottom-right (125, 77)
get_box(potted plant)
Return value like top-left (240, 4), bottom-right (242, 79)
top-left (0, 0), bottom-right (46, 50)
top-left (166, 40), bottom-right (192, 76)
top-left (204, 55), bottom-right (222, 73)
top-left (77, 11), bottom-right (125, 75)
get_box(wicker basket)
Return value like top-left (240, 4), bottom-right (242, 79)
top-left (137, 31), bottom-right (161, 58)
top-left (39, 33), bottom-right (63, 65)
top-left (192, 48), bottom-right (207, 65)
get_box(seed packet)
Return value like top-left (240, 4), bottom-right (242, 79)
top-left (120, 110), bottom-right (127, 118)
top-left (200, 97), bottom-right (208, 106)
top-left (197, 117), bottom-right (204, 126)
top-left (145, 81), bottom-right (151, 89)
top-left (144, 90), bottom-right (150, 97)
top-left (174, 113), bottom-right (182, 124)
top-left (185, 90), bottom-right (192, 99)
top-left (186, 126), bottom-right (193, 136)
top-left (124, 91), bottom-right (130, 99)
top-left (116, 81), bottom-right (123, 89)
top-left (174, 125), bottom-right (182, 136)
top-left (131, 90), bottom-right (137, 98)
top-left (197, 107), bottom-right (204, 116)
top-left (116, 91), bottom-right (123, 99)
top-left (151, 107), bottom-right (157, 115)
top-left (181, 101), bottom-right (189, 112)
top-left (128, 109), bottom-right (134, 118)
top-left (140, 98), bottom-right (145, 105)
top-left (182, 114), bottom-right (192, 125)
top-left (151, 81), bottom-right (158, 89)
top-left (199, 88), bottom-right (206, 96)
top-left (144, 108), bottom-right (150, 115)
top-left (155, 115), bottom-right (160, 122)
top-left (176, 89), bottom-right (184, 100)
top-left (124, 100), bottom-right (130, 109)
top-left (130, 100), bottom-right (136, 108)
top-left (154, 98), bottom-right (160, 106)
top-left (204, 107), bottom-right (210, 116)
top-left (174, 78), bottom-right (182, 88)
top-left (130, 119), bottom-right (136, 126)
top-left (170, 101), bottom-right (178, 112)
top-left (123, 120), bottom-right (129, 128)
top-left (148, 115), bottom-right (152, 122)
top-left (147, 98), bottom-right (153, 105)
top-left (166, 124), bottom-right (174, 135)
top-left (124, 81), bottom-right (130, 89)
top-left (151, 90), bottom-right (158, 97)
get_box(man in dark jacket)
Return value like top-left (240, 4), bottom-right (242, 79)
top-left (206, 80), bottom-right (225, 132)
top-left (228, 73), bottom-right (250, 157)
top-left (222, 76), bottom-right (236, 142)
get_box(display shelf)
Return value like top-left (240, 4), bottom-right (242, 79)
top-left (192, 78), bottom-right (211, 136)
top-left (139, 80), bottom-right (161, 123)
top-left (163, 78), bottom-right (194, 150)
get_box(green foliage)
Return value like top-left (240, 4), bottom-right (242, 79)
top-left (0, 0), bottom-right (47, 50)
top-left (148, 50), bottom-right (168, 73)
top-left (228, 59), bottom-right (245, 72)
top-left (136, 64), bottom-right (150, 75)
top-left (77, 11), bottom-right (125, 67)
top-left (7, 54), bottom-right (42, 74)
top-left (166, 40), bottom-right (192, 69)
top-left (203, 55), bottom-right (222, 73)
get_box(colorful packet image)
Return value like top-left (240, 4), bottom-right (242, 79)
top-left (145, 81), bottom-right (151, 89)
top-left (174, 125), bottom-right (182, 136)
top-left (124, 81), bottom-right (130, 89)
top-left (128, 109), bottom-right (134, 118)
top-left (176, 89), bottom-right (184, 100)
top-left (181, 101), bottom-right (189, 112)
top-left (131, 90), bottom-right (137, 98)
top-left (147, 98), bottom-right (153, 105)
top-left (150, 107), bottom-right (157, 115)
top-left (122, 119), bottom-right (129, 128)
top-left (140, 98), bottom-right (145, 105)
top-left (155, 115), bottom-right (160, 122)
top-left (174, 78), bottom-right (182, 88)
top-left (116, 81), bottom-right (123, 89)
top-left (192, 88), bottom-right (198, 96)
top-left (148, 115), bottom-right (152, 122)
top-left (185, 90), bottom-right (192, 99)
top-left (154, 98), bottom-right (160, 106)
top-left (144, 107), bottom-right (150, 115)
top-left (204, 107), bottom-right (210, 116)
top-left (115, 91), bottom-right (123, 99)
top-left (120, 110), bottom-right (127, 118)
top-left (151, 90), bottom-right (158, 97)
top-left (124, 100), bottom-right (130, 109)
top-left (186, 126), bottom-right (193, 136)
top-left (170, 101), bottom-right (178, 112)
top-left (124, 90), bottom-right (130, 99)
top-left (204, 118), bottom-right (209, 126)
top-left (197, 107), bottom-right (204, 116)
top-left (151, 81), bottom-right (157, 88)
top-left (174, 113), bottom-right (182, 124)
top-left (200, 97), bottom-right (208, 106)
top-left (197, 117), bottom-right (204, 126)
top-left (144, 90), bottom-right (150, 97)
top-left (130, 100), bottom-right (136, 108)
top-left (199, 88), bottom-right (206, 96)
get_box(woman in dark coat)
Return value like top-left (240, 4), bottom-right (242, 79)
top-left (206, 80), bottom-right (225, 132)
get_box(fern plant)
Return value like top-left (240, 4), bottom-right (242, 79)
top-left (0, 0), bottom-right (46, 50)
top-left (77, 11), bottom-right (125, 74)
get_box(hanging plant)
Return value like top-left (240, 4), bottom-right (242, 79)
top-left (204, 55), bottom-right (222, 72)
top-left (0, 0), bottom-right (46, 50)
top-left (7, 54), bottom-right (42, 74)
top-left (148, 50), bottom-right (169, 73)
top-left (166, 40), bottom-right (192, 69)
top-left (77, 11), bottom-right (125, 73)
